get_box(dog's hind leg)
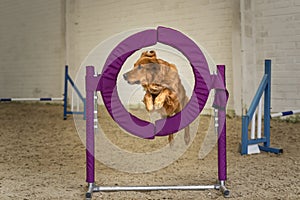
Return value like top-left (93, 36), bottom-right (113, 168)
top-left (183, 96), bottom-right (190, 145)
top-left (184, 125), bottom-right (190, 145)
top-left (168, 134), bottom-right (174, 147)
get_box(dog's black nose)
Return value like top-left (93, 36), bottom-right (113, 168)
top-left (123, 73), bottom-right (128, 80)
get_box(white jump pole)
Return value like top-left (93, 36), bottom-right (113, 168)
top-left (71, 91), bottom-right (74, 112)
top-left (0, 97), bottom-right (64, 101)
top-left (271, 109), bottom-right (300, 118)
top-left (0, 65), bottom-right (86, 120)
top-left (77, 94), bottom-right (80, 112)
top-left (248, 98), bottom-right (263, 154)
top-left (251, 110), bottom-right (256, 139)
top-left (250, 98), bottom-right (263, 140)
top-left (257, 98), bottom-right (262, 139)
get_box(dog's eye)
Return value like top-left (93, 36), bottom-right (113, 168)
top-left (137, 65), bottom-right (142, 70)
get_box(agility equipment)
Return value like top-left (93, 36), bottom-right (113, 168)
top-left (0, 97), bottom-right (64, 101)
top-left (241, 60), bottom-right (283, 155)
top-left (83, 26), bottom-right (230, 199)
top-left (63, 65), bottom-right (86, 119)
top-left (0, 65), bottom-right (85, 120)
top-left (271, 109), bottom-right (300, 118)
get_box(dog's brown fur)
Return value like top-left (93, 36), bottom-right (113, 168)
top-left (123, 50), bottom-right (190, 145)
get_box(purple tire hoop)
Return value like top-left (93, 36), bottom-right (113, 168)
top-left (99, 26), bottom-right (211, 138)
top-left (85, 26), bottom-right (229, 198)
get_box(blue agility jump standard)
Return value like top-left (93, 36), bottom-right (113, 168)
top-left (0, 65), bottom-right (85, 120)
top-left (241, 60), bottom-right (283, 155)
top-left (63, 65), bottom-right (86, 120)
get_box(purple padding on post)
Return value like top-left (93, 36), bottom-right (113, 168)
top-left (213, 65), bottom-right (228, 181)
top-left (99, 29), bottom-right (157, 139)
top-left (218, 109), bottom-right (227, 181)
top-left (86, 66), bottom-right (96, 183)
top-left (155, 26), bottom-right (210, 136)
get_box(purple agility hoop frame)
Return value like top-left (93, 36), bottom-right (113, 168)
top-left (85, 26), bottom-right (229, 199)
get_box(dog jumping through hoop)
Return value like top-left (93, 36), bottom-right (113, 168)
top-left (123, 50), bottom-right (190, 145)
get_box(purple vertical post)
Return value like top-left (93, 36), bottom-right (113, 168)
top-left (86, 66), bottom-right (96, 183)
top-left (216, 65), bottom-right (227, 181)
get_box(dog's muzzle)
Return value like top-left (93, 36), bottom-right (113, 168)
top-left (123, 73), bottom-right (128, 81)
top-left (123, 73), bottom-right (140, 84)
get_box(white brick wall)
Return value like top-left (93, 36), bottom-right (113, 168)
top-left (0, 0), bottom-right (65, 98)
top-left (1, 0), bottom-right (299, 115)
top-left (241, 0), bottom-right (300, 113)
top-left (256, 0), bottom-right (300, 113)
top-left (66, 0), bottom-right (235, 111)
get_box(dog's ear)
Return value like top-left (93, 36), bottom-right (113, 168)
top-left (145, 50), bottom-right (156, 58)
top-left (140, 51), bottom-right (148, 58)
top-left (140, 50), bottom-right (156, 58)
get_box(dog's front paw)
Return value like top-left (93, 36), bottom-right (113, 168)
top-left (144, 92), bottom-right (154, 111)
top-left (146, 103), bottom-right (154, 112)
top-left (154, 98), bottom-right (164, 110)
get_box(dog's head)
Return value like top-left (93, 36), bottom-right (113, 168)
top-left (123, 50), bottom-right (160, 85)
top-left (123, 62), bottom-right (161, 85)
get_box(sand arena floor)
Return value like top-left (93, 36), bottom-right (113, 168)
top-left (0, 103), bottom-right (299, 199)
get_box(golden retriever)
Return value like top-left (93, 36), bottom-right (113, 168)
top-left (123, 50), bottom-right (190, 145)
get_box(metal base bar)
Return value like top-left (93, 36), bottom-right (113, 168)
top-left (66, 111), bottom-right (85, 115)
top-left (259, 145), bottom-right (283, 154)
top-left (247, 137), bottom-right (267, 145)
top-left (86, 182), bottom-right (230, 199)
top-left (96, 185), bottom-right (218, 191)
